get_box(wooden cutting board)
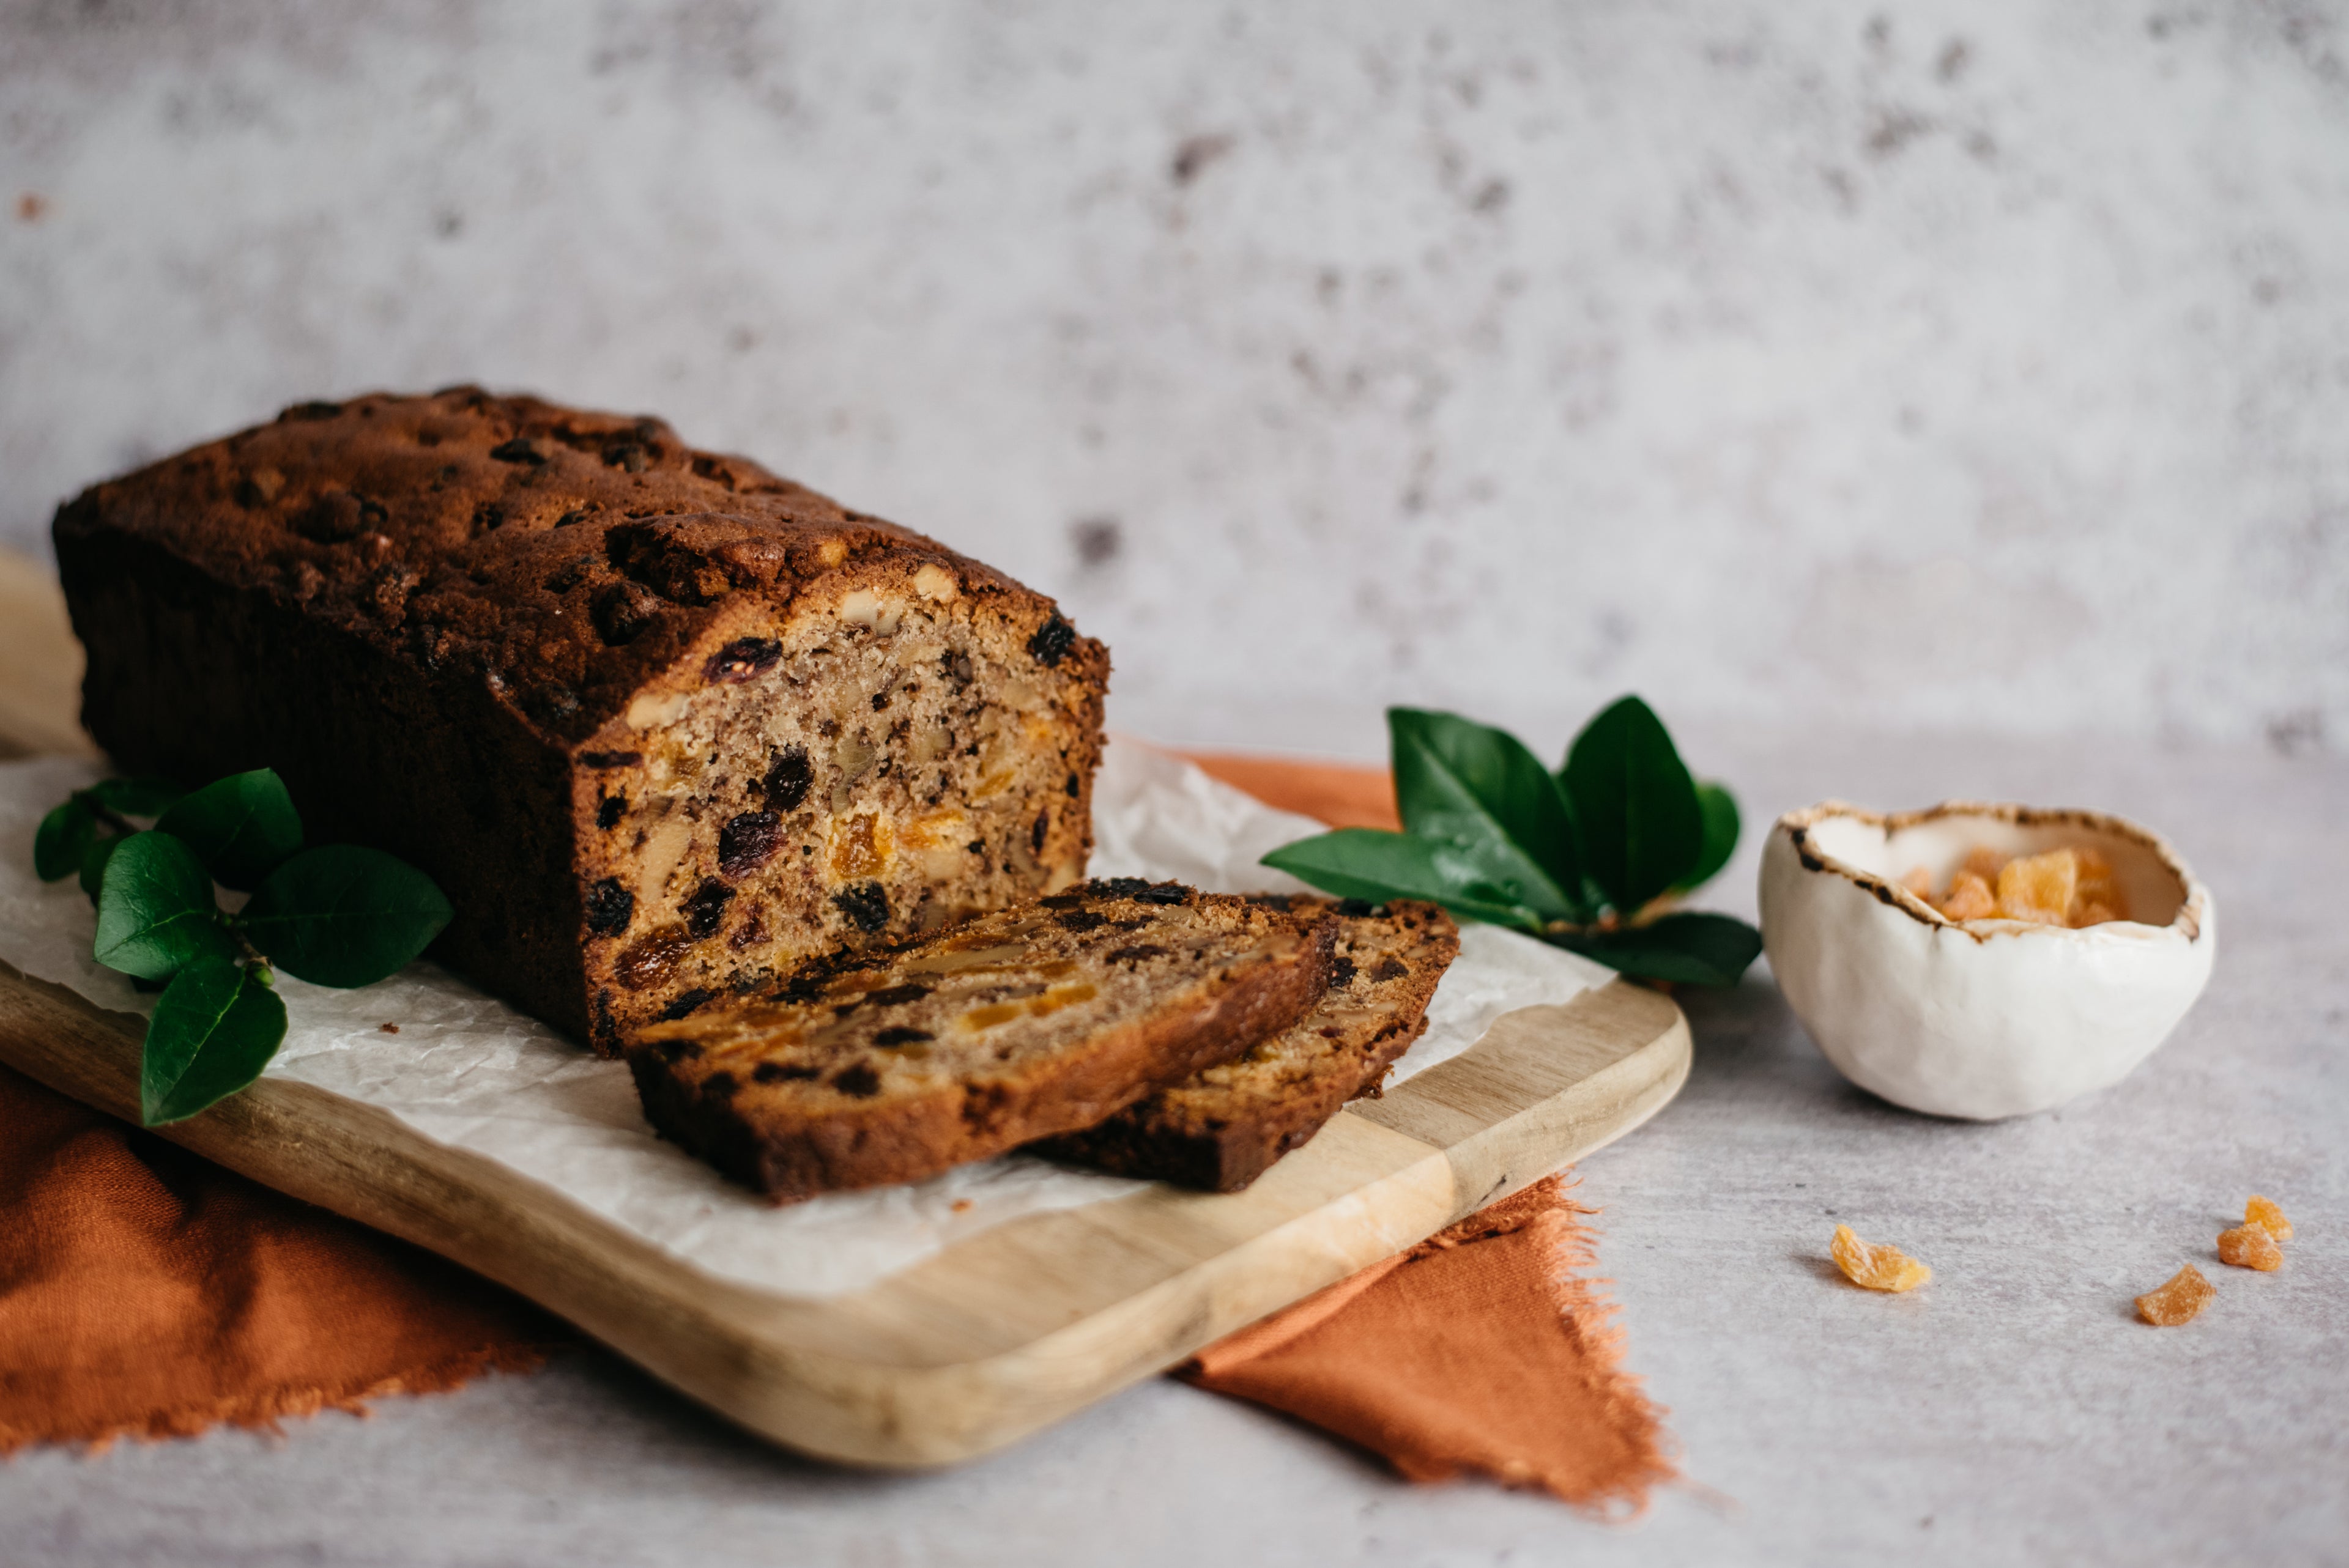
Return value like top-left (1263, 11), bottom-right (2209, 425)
top-left (0, 548), bottom-right (1691, 1468)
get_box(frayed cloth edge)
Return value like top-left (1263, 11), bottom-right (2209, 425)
top-left (0, 1340), bottom-right (555, 1457)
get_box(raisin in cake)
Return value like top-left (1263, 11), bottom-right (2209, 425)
top-left (53, 389), bottom-right (1107, 1051)
top-left (1036, 896), bottom-right (1459, 1191)
top-left (629, 879), bottom-right (1337, 1200)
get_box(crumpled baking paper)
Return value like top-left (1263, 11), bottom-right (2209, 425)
top-left (0, 741), bottom-right (1606, 1300)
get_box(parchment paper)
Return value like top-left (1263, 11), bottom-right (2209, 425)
top-left (0, 741), bottom-right (1608, 1300)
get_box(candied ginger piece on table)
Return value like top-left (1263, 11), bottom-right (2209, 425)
top-left (1937, 871), bottom-right (1997, 922)
top-left (1830, 1224), bottom-right (1932, 1292)
top-left (2217, 1221), bottom-right (2283, 1271)
top-left (1962, 846), bottom-right (2007, 883)
top-left (2135, 1265), bottom-right (2215, 1325)
top-left (1995, 849), bottom-right (2077, 925)
top-left (2246, 1194), bottom-right (2293, 1243)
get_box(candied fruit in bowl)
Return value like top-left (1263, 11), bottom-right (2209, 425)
top-left (1898, 845), bottom-right (2133, 928)
top-left (1939, 870), bottom-right (1997, 922)
top-left (1762, 801), bottom-right (2213, 1119)
top-left (2135, 1265), bottom-right (2215, 1326)
top-left (2071, 848), bottom-right (2123, 927)
top-left (1830, 1224), bottom-right (1932, 1293)
top-left (1994, 850), bottom-right (2077, 925)
top-left (1961, 846), bottom-right (2006, 883)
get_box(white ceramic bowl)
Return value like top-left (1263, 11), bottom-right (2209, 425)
top-left (1759, 801), bottom-right (2216, 1119)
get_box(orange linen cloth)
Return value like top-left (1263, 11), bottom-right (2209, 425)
top-left (1179, 753), bottom-right (1673, 1510)
top-left (0, 1063), bottom-right (560, 1452)
top-left (1185, 1175), bottom-right (1672, 1510)
top-left (1182, 750), bottom-right (1403, 831)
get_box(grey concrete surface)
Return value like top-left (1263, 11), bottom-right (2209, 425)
top-left (4, 1), bottom-right (2348, 752)
top-left (2, 727), bottom-right (2341, 1567)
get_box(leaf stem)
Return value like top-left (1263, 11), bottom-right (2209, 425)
top-left (1541, 911), bottom-right (1623, 938)
top-left (73, 790), bottom-right (137, 838)
top-left (223, 920), bottom-right (270, 971)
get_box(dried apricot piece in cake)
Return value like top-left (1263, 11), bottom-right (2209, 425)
top-left (2217, 1221), bottom-right (2284, 1271)
top-left (1937, 871), bottom-right (1998, 922)
top-left (2245, 1194), bottom-right (2293, 1243)
top-left (1830, 1224), bottom-right (1932, 1292)
top-left (2135, 1264), bottom-right (2215, 1325)
top-left (1994, 849), bottom-right (2077, 925)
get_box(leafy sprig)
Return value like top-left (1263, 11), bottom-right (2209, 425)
top-left (1263, 697), bottom-right (1763, 985)
top-left (34, 768), bottom-right (452, 1124)
top-left (35, 775), bottom-right (182, 894)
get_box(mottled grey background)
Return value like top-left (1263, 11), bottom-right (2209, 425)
top-left (4, 0), bottom-right (2345, 757)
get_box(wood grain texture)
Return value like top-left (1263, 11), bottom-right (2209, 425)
top-left (0, 550), bottom-right (1691, 1465)
top-left (0, 549), bottom-right (95, 761)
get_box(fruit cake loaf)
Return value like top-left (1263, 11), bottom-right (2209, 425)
top-left (53, 388), bottom-right (1108, 1052)
top-left (1034, 896), bottom-right (1459, 1191)
top-left (629, 879), bottom-right (1337, 1200)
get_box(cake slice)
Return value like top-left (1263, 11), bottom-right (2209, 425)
top-left (628, 879), bottom-right (1337, 1200)
top-left (1034, 896), bottom-right (1460, 1191)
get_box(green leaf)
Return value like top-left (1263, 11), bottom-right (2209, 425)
top-left (1388, 708), bottom-right (1584, 922)
top-left (79, 831), bottom-right (128, 899)
top-left (89, 776), bottom-right (184, 817)
top-left (155, 769), bottom-right (304, 891)
top-left (1560, 695), bottom-right (1705, 915)
top-left (1262, 829), bottom-right (1548, 930)
top-left (93, 832), bottom-right (235, 980)
top-left (141, 956), bottom-right (288, 1125)
top-left (34, 799), bottom-right (95, 882)
top-left (240, 845), bottom-right (453, 988)
top-left (1553, 911), bottom-right (1764, 986)
top-left (1675, 781), bottom-right (1740, 893)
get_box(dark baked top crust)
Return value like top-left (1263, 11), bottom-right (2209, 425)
top-left (51, 387), bottom-right (1050, 749)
